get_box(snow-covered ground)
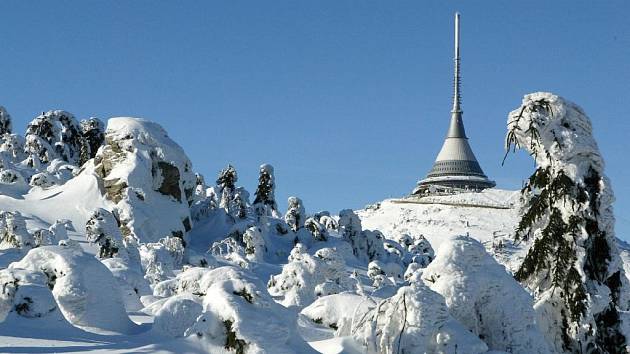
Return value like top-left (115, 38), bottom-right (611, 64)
top-left (0, 106), bottom-right (627, 353)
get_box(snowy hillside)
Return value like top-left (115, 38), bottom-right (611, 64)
top-left (0, 94), bottom-right (628, 354)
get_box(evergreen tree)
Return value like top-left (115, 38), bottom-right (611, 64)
top-left (0, 106), bottom-right (12, 135)
top-left (216, 164), bottom-right (238, 215)
top-left (505, 93), bottom-right (627, 353)
top-left (79, 117), bottom-right (105, 165)
top-left (253, 164), bottom-right (278, 218)
top-left (285, 196), bottom-right (305, 232)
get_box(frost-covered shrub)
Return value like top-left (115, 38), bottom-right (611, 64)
top-left (422, 235), bottom-right (552, 353)
top-left (252, 163), bottom-right (279, 219)
top-left (267, 245), bottom-right (351, 307)
top-left (4, 245), bottom-right (135, 332)
top-left (86, 208), bottom-right (124, 259)
top-left (367, 260), bottom-right (398, 288)
top-left (505, 92), bottom-right (628, 352)
top-left (196, 266), bottom-right (315, 353)
top-left (284, 196), bottom-right (305, 232)
top-left (141, 236), bottom-right (185, 284)
top-left (93, 118), bottom-right (195, 243)
top-left (351, 280), bottom-right (488, 354)
top-left (0, 169), bottom-right (26, 186)
top-left (0, 134), bottom-right (27, 162)
top-left (0, 267), bottom-right (66, 325)
top-left (0, 211), bottom-right (33, 249)
top-left (34, 219), bottom-right (71, 247)
top-left (24, 110), bottom-right (82, 165)
top-left (101, 255), bottom-right (151, 312)
top-left (29, 172), bottom-right (56, 188)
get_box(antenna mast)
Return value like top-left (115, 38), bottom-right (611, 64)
top-left (452, 12), bottom-right (462, 113)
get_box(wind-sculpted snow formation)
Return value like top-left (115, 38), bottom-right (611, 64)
top-left (0, 103), bottom-right (627, 353)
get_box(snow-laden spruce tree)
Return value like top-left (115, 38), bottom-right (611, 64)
top-left (0, 106), bottom-right (12, 135)
top-left (0, 211), bottom-right (33, 249)
top-left (505, 92), bottom-right (628, 352)
top-left (216, 164), bottom-right (238, 213)
top-left (252, 163), bottom-right (279, 219)
top-left (79, 117), bottom-right (104, 165)
top-left (86, 208), bottom-right (126, 259)
top-left (285, 196), bottom-right (306, 232)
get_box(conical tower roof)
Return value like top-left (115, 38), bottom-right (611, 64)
top-left (415, 13), bottom-right (495, 194)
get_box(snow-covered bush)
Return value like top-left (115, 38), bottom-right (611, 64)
top-left (252, 163), bottom-right (279, 219)
top-left (0, 133), bottom-right (26, 162)
top-left (284, 196), bottom-right (305, 232)
top-left (141, 236), bottom-right (185, 284)
top-left (0, 106), bottom-right (12, 135)
top-left (92, 118), bottom-right (196, 244)
top-left (85, 208), bottom-right (125, 259)
top-left (24, 110), bottom-right (83, 165)
top-left (79, 117), bottom-right (104, 164)
top-left (242, 226), bottom-right (265, 262)
top-left (0, 211), bottom-right (33, 249)
top-left (268, 244), bottom-right (352, 307)
top-left (3, 245), bottom-right (136, 332)
top-left (304, 217), bottom-right (328, 242)
top-left (338, 209), bottom-right (385, 263)
top-left (505, 92), bottom-right (628, 352)
top-left (422, 235), bottom-right (552, 353)
top-left (351, 280), bottom-right (488, 354)
top-left (29, 172), bottom-right (56, 188)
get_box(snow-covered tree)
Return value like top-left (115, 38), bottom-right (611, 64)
top-left (351, 279), bottom-right (488, 354)
top-left (79, 117), bottom-right (104, 164)
top-left (505, 92), bottom-right (628, 352)
top-left (0, 106), bottom-right (12, 135)
top-left (216, 164), bottom-right (237, 211)
top-left (252, 163), bottom-right (278, 219)
top-left (141, 236), bottom-right (185, 284)
top-left (338, 209), bottom-right (367, 259)
top-left (304, 217), bottom-right (328, 242)
top-left (422, 235), bottom-right (552, 353)
top-left (268, 244), bottom-right (351, 307)
top-left (24, 110), bottom-right (83, 165)
top-left (0, 211), bottom-right (33, 249)
top-left (242, 226), bottom-right (265, 262)
top-left (86, 208), bottom-right (125, 259)
top-left (284, 196), bottom-right (305, 232)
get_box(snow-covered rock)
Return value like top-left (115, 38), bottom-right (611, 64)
top-left (93, 117), bottom-right (196, 244)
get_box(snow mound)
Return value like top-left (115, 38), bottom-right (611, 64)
top-left (422, 235), bottom-right (552, 353)
top-left (5, 245), bottom-right (137, 333)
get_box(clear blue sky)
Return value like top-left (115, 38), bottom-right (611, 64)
top-left (1, 1), bottom-right (629, 240)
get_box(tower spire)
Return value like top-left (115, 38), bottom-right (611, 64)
top-left (413, 12), bottom-right (495, 195)
top-left (452, 12), bottom-right (461, 113)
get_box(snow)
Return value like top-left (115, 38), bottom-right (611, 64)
top-left (0, 108), bottom-right (627, 353)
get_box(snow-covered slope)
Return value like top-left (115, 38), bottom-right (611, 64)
top-left (358, 188), bottom-right (525, 271)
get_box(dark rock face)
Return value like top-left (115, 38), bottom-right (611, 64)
top-left (155, 161), bottom-right (181, 202)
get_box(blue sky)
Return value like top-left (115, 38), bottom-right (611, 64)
top-left (1, 1), bottom-right (629, 240)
